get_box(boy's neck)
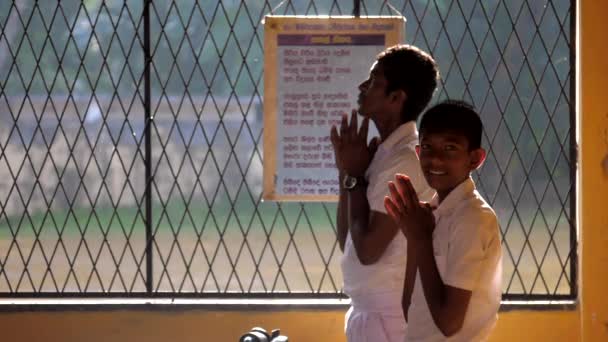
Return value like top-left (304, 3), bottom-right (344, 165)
top-left (375, 116), bottom-right (411, 141)
top-left (435, 175), bottom-right (472, 204)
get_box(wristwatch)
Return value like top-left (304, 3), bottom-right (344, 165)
top-left (342, 174), bottom-right (367, 191)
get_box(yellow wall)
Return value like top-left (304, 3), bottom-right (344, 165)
top-left (2, 1), bottom-right (608, 341)
top-left (0, 308), bottom-right (581, 342)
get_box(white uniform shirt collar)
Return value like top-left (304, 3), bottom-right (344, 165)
top-left (377, 121), bottom-right (418, 152)
top-left (430, 176), bottom-right (476, 217)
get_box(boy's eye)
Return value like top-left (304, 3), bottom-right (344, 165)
top-left (420, 144), bottom-right (430, 150)
top-left (444, 145), bottom-right (457, 151)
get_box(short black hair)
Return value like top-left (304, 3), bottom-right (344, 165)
top-left (376, 45), bottom-right (439, 123)
top-left (419, 100), bottom-right (483, 150)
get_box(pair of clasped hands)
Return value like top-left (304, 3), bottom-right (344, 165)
top-left (330, 110), bottom-right (435, 242)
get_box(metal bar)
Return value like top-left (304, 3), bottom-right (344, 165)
top-left (0, 292), bottom-right (349, 299)
top-left (0, 291), bottom-right (577, 301)
top-left (353, 0), bottom-right (361, 17)
top-left (143, 0), bottom-right (154, 293)
top-left (569, 0), bottom-right (578, 299)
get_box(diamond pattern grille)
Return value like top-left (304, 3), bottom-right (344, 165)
top-left (0, 0), bottom-right (575, 299)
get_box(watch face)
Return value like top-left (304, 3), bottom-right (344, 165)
top-left (343, 175), bottom-right (357, 189)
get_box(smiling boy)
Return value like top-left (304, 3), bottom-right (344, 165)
top-left (384, 100), bottom-right (503, 341)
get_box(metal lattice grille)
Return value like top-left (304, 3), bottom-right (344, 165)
top-left (0, 0), bottom-right (575, 299)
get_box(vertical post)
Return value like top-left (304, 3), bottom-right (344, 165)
top-left (353, 0), bottom-right (361, 18)
top-left (580, 0), bottom-right (608, 340)
top-left (568, 0), bottom-right (577, 300)
top-left (143, 0), bottom-right (153, 294)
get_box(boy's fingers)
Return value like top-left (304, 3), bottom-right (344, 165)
top-left (421, 202), bottom-right (433, 214)
top-left (330, 126), bottom-right (339, 145)
top-left (384, 196), bottom-right (401, 222)
top-left (369, 137), bottom-right (379, 154)
top-left (395, 174), bottom-right (414, 211)
top-left (340, 114), bottom-right (348, 138)
top-left (388, 181), bottom-right (407, 213)
top-left (349, 110), bottom-right (358, 139)
top-left (359, 117), bottom-right (369, 140)
top-left (405, 177), bottom-right (420, 205)
top-left (396, 174), bottom-right (419, 208)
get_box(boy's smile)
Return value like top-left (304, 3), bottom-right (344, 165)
top-left (416, 131), bottom-right (485, 202)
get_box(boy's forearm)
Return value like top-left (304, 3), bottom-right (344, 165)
top-left (402, 243), bottom-right (418, 321)
top-left (416, 239), bottom-right (451, 333)
top-left (417, 234), bottom-right (475, 337)
top-left (347, 185), bottom-right (373, 263)
top-left (336, 173), bottom-right (348, 251)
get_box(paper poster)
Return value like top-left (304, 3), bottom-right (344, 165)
top-left (263, 16), bottom-right (405, 201)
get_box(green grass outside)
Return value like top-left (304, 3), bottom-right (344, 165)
top-left (0, 197), bottom-right (338, 240)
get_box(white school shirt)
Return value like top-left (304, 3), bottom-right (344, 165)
top-left (405, 177), bottom-right (503, 342)
top-left (341, 121), bottom-right (433, 303)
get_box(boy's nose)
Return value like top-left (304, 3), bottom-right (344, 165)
top-left (423, 150), bottom-right (445, 164)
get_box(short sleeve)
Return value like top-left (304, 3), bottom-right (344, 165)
top-left (367, 151), bottom-right (429, 213)
top-left (443, 209), bottom-right (498, 291)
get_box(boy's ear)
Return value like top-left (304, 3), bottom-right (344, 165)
top-left (469, 148), bottom-right (487, 170)
top-left (390, 89), bottom-right (407, 108)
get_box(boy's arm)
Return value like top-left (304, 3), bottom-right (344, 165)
top-left (426, 209), bottom-right (499, 336)
top-left (417, 208), bottom-right (497, 337)
top-left (336, 172), bottom-right (348, 251)
top-left (332, 110), bottom-right (395, 263)
top-left (347, 184), bottom-right (400, 265)
top-left (414, 238), bottom-right (472, 337)
top-left (384, 174), bottom-right (472, 335)
top-left (401, 243), bottom-right (418, 321)
top-left (347, 144), bottom-right (427, 265)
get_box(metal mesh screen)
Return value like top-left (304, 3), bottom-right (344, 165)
top-left (0, 0), bottom-right (575, 300)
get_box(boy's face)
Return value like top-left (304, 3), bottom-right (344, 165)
top-left (416, 131), bottom-right (485, 201)
top-left (357, 61), bottom-right (393, 119)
